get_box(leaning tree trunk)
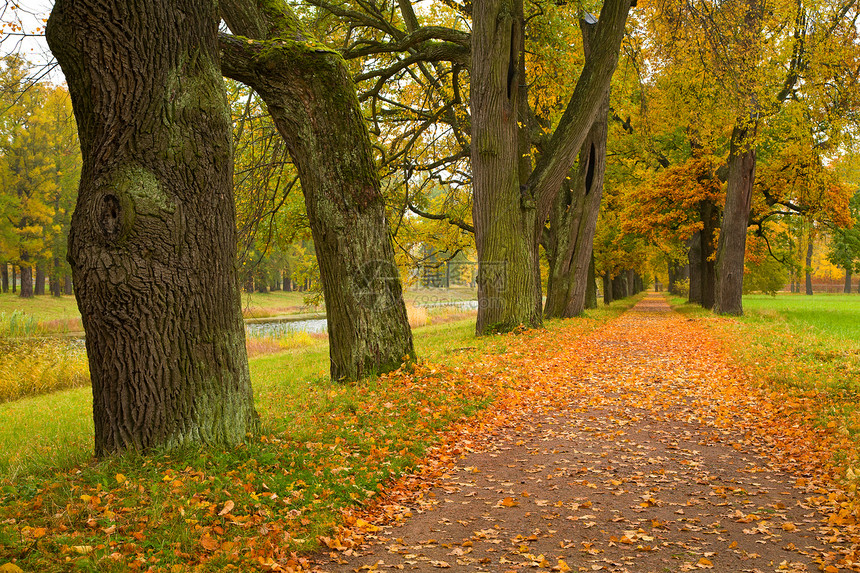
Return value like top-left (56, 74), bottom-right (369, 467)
top-left (805, 235), bottom-right (813, 295)
top-left (846, 268), bottom-right (852, 294)
top-left (47, 0), bottom-right (258, 456)
top-left (714, 122), bottom-right (756, 315)
top-left (544, 87), bottom-right (609, 319)
top-left (219, 0), bottom-right (414, 381)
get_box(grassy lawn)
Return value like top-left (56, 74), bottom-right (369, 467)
top-left (0, 299), bottom-right (637, 572)
top-left (669, 293), bottom-right (860, 469)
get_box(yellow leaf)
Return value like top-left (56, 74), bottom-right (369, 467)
top-left (696, 557), bottom-right (713, 568)
top-left (218, 500), bottom-right (235, 516)
top-left (115, 473), bottom-right (126, 484)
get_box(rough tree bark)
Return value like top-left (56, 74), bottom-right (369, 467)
top-left (219, 0), bottom-right (414, 380)
top-left (471, 0), bottom-right (631, 334)
top-left (543, 27), bottom-right (610, 319)
top-left (714, 123), bottom-right (756, 315)
top-left (47, 0), bottom-right (258, 456)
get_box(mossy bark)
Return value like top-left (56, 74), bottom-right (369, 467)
top-left (219, 0), bottom-right (414, 381)
top-left (47, 0), bottom-right (258, 456)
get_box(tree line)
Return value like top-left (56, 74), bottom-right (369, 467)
top-left (0, 0), bottom-right (854, 456)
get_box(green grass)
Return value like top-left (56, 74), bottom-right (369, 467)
top-left (0, 299), bottom-right (635, 572)
top-left (668, 292), bottom-right (860, 474)
top-left (742, 293), bottom-right (860, 340)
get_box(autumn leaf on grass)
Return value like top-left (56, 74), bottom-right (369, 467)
top-left (495, 496), bottom-right (519, 508)
top-left (200, 535), bottom-right (219, 552)
top-left (218, 500), bottom-right (235, 516)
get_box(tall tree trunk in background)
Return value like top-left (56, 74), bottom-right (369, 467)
top-left (700, 200), bottom-right (719, 309)
top-left (219, 0), bottom-right (414, 381)
top-left (805, 235), bottom-right (813, 295)
top-left (47, 0), bottom-right (258, 456)
top-left (585, 253), bottom-right (597, 309)
top-left (1, 263), bottom-right (7, 293)
top-left (714, 122), bottom-right (756, 315)
top-left (19, 253), bottom-right (33, 298)
top-left (11, 265), bottom-right (17, 293)
top-left (602, 273), bottom-right (612, 304)
top-left (687, 231), bottom-right (702, 304)
top-left (50, 258), bottom-right (62, 297)
top-left (845, 268), bottom-right (852, 294)
top-left (64, 274), bottom-right (73, 295)
top-left (612, 274), bottom-right (626, 300)
top-left (544, 80), bottom-right (609, 319)
top-left (667, 261), bottom-right (678, 295)
top-left (34, 263), bottom-right (46, 296)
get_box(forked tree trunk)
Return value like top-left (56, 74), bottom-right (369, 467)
top-left (219, 0), bottom-right (414, 380)
top-left (47, 0), bottom-right (258, 456)
top-left (544, 80), bottom-right (609, 319)
top-left (714, 122), bottom-right (756, 315)
top-left (471, 0), bottom-right (631, 335)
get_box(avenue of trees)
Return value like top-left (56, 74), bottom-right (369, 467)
top-left (0, 0), bottom-right (857, 454)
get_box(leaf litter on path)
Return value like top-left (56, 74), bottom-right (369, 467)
top-left (317, 294), bottom-right (860, 572)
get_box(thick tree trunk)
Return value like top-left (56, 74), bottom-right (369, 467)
top-left (612, 274), bottom-right (626, 300)
top-left (544, 88), bottom-right (609, 319)
top-left (470, 0), bottom-right (630, 335)
top-left (219, 0), bottom-right (414, 380)
top-left (714, 122), bottom-right (756, 315)
top-left (1, 262), bottom-right (7, 293)
top-left (602, 273), bottom-right (612, 304)
top-left (64, 273), bottom-right (73, 295)
top-left (47, 0), bottom-right (258, 456)
top-left (805, 236), bottom-right (813, 295)
top-left (846, 268), bottom-right (852, 294)
top-left (34, 263), bottom-right (46, 296)
top-left (19, 253), bottom-right (33, 299)
top-left (585, 252), bottom-right (597, 309)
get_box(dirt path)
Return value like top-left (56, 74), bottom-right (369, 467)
top-left (316, 294), bottom-right (853, 572)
